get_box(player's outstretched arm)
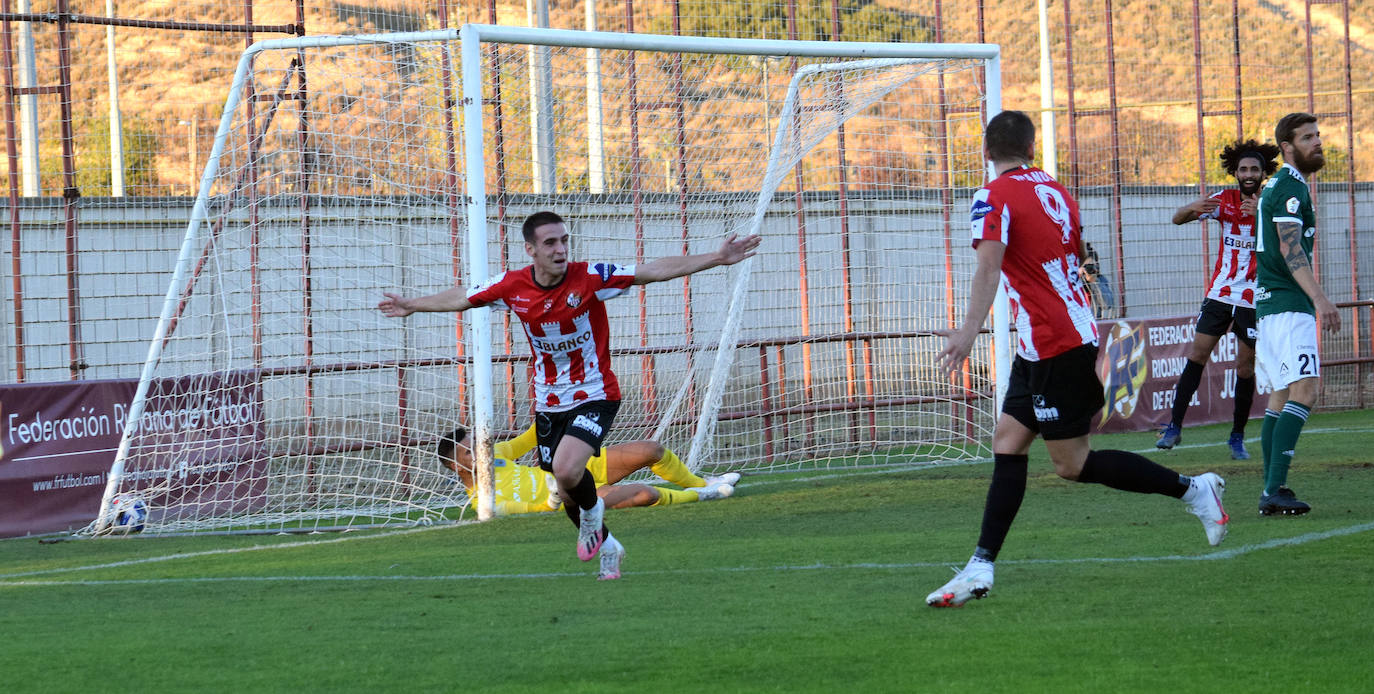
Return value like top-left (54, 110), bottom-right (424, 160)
top-left (1171, 196), bottom-right (1220, 225)
top-left (377, 287), bottom-right (474, 317)
top-left (936, 240), bottom-right (1005, 376)
top-left (633, 233), bottom-right (761, 285)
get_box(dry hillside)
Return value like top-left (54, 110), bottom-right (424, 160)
top-left (13, 0), bottom-right (1373, 195)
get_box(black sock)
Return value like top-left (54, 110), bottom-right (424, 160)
top-left (1078, 449), bottom-right (1190, 498)
top-left (1233, 375), bottom-right (1255, 435)
top-left (560, 470), bottom-right (603, 528)
top-left (974, 454), bottom-right (1029, 563)
top-left (1170, 359), bottom-right (1205, 427)
top-left (570, 469), bottom-right (599, 509)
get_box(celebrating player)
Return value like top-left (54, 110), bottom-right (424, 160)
top-left (925, 110), bottom-right (1229, 608)
top-left (379, 211), bottom-right (759, 579)
top-left (1157, 140), bottom-right (1280, 458)
top-left (436, 424), bottom-right (738, 516)
top-left (1253, 113), bottom-right (1340, 516)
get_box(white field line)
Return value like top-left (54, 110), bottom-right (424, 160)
top-left (2, 521), bottom-right (1371, 588)
top-left (2, 425), bottom-right (1366, 586)
top-left (0, 521), bottom-right (470, 580)
top-left (740, 425), bottom-right (1374, 489)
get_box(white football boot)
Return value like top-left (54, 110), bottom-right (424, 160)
top-left (576, 497), bottom-right (606, 561)
top-left (926, 559), bottom-right (994, 608)
top-left (1183, 472), bottom-right (1229, 546)
top-left (597, 535), bottom-right (625, 581)
top-left (703, 471), bottom-right (742, 487)
top-left (693, 481), bottom-right (734, 502)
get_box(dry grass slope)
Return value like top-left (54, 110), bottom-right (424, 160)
top-left (11, 0), bottom-right (1372, 195)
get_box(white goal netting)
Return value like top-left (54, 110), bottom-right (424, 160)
top-left (89, 27), bottom-right (1004, 534)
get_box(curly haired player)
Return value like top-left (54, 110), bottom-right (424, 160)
top-left (1156, 139), bottom-right (1281, 459)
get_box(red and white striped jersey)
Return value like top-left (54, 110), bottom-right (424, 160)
top-left (970, 166), bottom-right (1098, 361)
top-left (1198, 188), bottom-right (1257, 308)
top-left (467, 261), bottom-right (636, 412)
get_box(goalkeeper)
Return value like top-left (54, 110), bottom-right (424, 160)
top-left (437, 425), bottom-right (739, 516)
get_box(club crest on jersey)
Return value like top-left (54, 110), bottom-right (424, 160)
top-left (1285, 197), bottom-right (1300, 214)
top-left (970, 199), bottom-right (994, 220)
top-left (543, 299), bottom-right (553, 311)
top-left (566, 292), bottom-right (582, 308)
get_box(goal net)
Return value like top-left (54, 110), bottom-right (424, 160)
top-left (88, 26), bottom-right (1004, 535)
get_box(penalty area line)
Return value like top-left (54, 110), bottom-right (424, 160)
top-left (3, 521), bottom-right (1370, 588)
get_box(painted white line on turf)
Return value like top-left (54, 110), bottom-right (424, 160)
top-left (738, 457), bottom-right (993, 488)
top-left (3, 520), bottom-right (1370, 588)
top-left (738, 425), bottom-right (1374, 490)
top-left (6, 424), bottom-right (1365, 582)
top-left (0, 521), bottom-right (471, 580)
top-left (1005, 520), bottom-right (1374, 564)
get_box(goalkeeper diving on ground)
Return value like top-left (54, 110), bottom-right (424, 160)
top-left (437, 424), bottom-right (740, 516)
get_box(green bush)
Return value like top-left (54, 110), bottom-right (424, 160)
top-left (40, 115), bottom-right (161, 196)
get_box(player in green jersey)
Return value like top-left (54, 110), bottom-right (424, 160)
top-left (1253, 112), bottom-right (1342, 516)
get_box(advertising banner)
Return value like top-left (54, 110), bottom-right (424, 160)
top-left (0, 379), bottom-right (134, 536)
top-left (1095, 315), bottom-right (1268, 435)
top-left (120, 373), bottom-right (266, 526)
top-left (0, 374), bottom-right (263, 537)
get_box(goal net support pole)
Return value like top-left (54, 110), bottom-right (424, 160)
top-left (459, 25), bottom-right (1003, 516)
top-left (90, 25), bottom-right (1004, 535)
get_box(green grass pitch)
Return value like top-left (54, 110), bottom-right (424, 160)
top-left (3, 410), bottom-right (1373, 693)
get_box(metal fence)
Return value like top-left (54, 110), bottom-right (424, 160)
top-left (2, 0), bottom-right (1370, 408)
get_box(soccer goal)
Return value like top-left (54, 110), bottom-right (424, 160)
top-left (88, 25), bottom-right (1004, 535)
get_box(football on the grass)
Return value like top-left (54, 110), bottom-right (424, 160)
top-left (112, 494), bottom-right (148, 533)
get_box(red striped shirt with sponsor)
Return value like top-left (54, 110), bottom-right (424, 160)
top-left (467, 261), bottom-right (636, 412)
top-left (970, 166), bottom-right (1098, 361)
top-left (1199, 188), bottom-right (1257, 308)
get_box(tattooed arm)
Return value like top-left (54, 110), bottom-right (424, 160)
top-left (1275, 220), bottom-right (1341, 332)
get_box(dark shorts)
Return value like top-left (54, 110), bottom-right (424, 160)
top-left (533, 400), bottom-right (620, 472)
top-left (1003, 343), bottom-right (1106, 441)
top-left (1195, 298), bottom-right (1256, 348)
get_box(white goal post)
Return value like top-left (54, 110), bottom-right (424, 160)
top-left (87, 25), bottom-right (1005, 535)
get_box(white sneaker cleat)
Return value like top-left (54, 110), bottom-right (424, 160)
top-left (1184, 472), bottom-right (1229, 546)
top-left (576, 498), bottom-right (606, 561)
top-left (597, 536), bottom-right (625, 580)
top-left (926, 560), bottom-right (994, 608)
top-left (694, 481), bottom-right (734, 502)
top-left (703, 471), bottom-right (741, 487)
